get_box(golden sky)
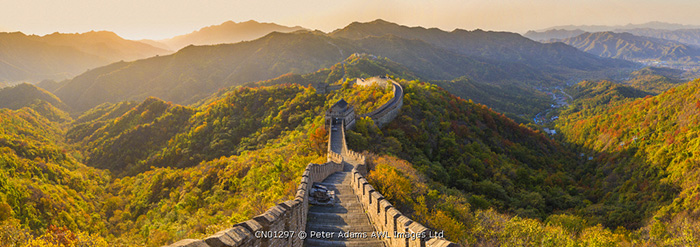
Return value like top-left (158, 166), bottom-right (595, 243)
top-left (2, 0), bottom-right (700, 40)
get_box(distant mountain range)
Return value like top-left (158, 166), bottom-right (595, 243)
top-left (525, 22), bottom-right (700, 48)
top-left (0, 31), bottom-right (170, 83)
top-left (147, 20), bottom-right (307, 50)
top-left (524, 29), bottom-right (586, 42)
top-left (533, 21), bottom-right (700, 33)
top-left (46, 19), bottom-right (632, 112)
top-left (558, 32), bottom-right (700, 65)
top-left (330, 19), bottom-right (625, 73)
top-left (623, 28), bottom-right (700, 47)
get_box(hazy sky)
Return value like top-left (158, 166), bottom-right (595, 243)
top-left (2, 0), bottom-right (700, 40)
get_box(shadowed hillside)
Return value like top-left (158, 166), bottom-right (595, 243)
top-left (331, 19), bottom-right (632, 73)
top-left (554, 78), bottom-right (700, 241)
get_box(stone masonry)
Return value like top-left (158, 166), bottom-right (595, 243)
top-left (164, 80), bottom-right (458, 247)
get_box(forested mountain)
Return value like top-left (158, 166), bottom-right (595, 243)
top-left (0, 105), bottom-right (108, 246)
top-left (552, 78), bottom-right (700, 244)
top-left (154, 20), bottom-right (307, 50)
top-left (624, 67), bottom-right (686, 93)
top-left (0, 32), bottom-right (107, 82)
top-left (0, 83), bottom-right (68, 111)
top-left (0, 31), bottom-right (169, 83)
top-left (48, 20), bottom-right (632, 113)
top-left (47, 31), bottom-right (493, 112)
top-left (560, 32), bottom-right (700, 65)
top-left (241, 54), bottom-right (549, 118)
top-left (331, 20), bottom-right (632, 73)
top-left (26, 31), bottom-right (171, 62)
top-left (51, 31), bottom-right (356, 111)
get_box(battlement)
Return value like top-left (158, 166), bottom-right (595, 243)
top-left (349, 164), bottom-right (458, 247)
top-left (359, 79), bottom-right (404, 128)
top-left (165, 79), bottom-right (458, 247)
top-left (165, 162), bottom-right (343, 247)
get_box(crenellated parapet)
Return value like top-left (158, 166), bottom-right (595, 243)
top-left (334, 96), bottom-right (457, 246)
top-left (348, 165), bottom-right (458, 247)
top-left (166, 78), bottom-right (458, 247)
top-left (358, 79), bottom-right (404, 128)
top-left (164, 161), bottom-right (343, 247)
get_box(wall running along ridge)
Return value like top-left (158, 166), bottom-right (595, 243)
top-left (360, 80), bottom-right (404, 128)
top-left (165, 80), bottom-right (457, 247)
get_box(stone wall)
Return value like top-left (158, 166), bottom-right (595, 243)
top-left (348, 161), bottom-right (458, 247)
top-left (165, 79), bottom-right (459, 247)
top-left (356, 77), bottom-right (389, 88)
top-left (164, 161), bottom-right (343, 247)
top-left (360, 80), bottom-right (404, 128)
top-left (343, 102), bottom-right (458, 246)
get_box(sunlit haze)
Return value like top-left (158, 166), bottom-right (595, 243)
top-left (3, 0), bottom-right (700, 40)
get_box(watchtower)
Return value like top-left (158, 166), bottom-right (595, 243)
top-left (325, 99), bottom-right (355, 129)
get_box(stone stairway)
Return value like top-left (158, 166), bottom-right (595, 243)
top-left (304, 164), bottom-right (385, 247)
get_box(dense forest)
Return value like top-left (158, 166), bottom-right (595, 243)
top-left (350, 78), bottom-right (700, 245)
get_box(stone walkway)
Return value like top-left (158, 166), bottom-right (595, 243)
top-left (329, 125), bottom-right (343, 154)
top-left (304, 163), bottom-right (385, 247)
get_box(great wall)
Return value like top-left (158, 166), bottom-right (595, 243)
top-left (166, 78), bottom-right (458, 247)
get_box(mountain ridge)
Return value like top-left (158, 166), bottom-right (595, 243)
top-left (0, 31), bottom-right (170, 82)
top-left (48, 20), bottom-right (633, 112)
top-left (559, 31), bottom-right (700, 65)
top-left (153, 20), bottom-right (307, 50)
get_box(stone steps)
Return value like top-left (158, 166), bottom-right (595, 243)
top-left (305, 170), bottom-right (385, 247)
top-left (308, 212), bottom-right (373, 225)
top-left (306, 223), bottom-right (376, 233)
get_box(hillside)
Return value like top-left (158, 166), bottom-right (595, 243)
top-left (554, 79), bottom-right (700, 243)
top-left (48, 32), bottom-right (486, 112)
top-left (0, 83), bottom-right (68, 111)
top-left (0, 106), bottom-right (109, 246)
top-left (51, 31), bottom-right (356, 112)
top-left (239, 53), bottom-right (419, 90)
top-left (27, 31), bottom-right (171, 62)
top-left (242, 54), bottom-right (549, 118)
top-left (157, 20), bottom-right (306, 50)
top-left (0, 32), bottom-right (108, 82)
top-left (330, 19), bottom-right (632, 73)
top-left (560, 32), bottom-right (700, 66)
top-left (431, 77), bottom-right (551, 118)
top-left (624, 67), bottom-right (685, 93)
top-left (0, 31), bottom-right (169, 83)
top-left (624, 28), bottom-right (700, 47)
